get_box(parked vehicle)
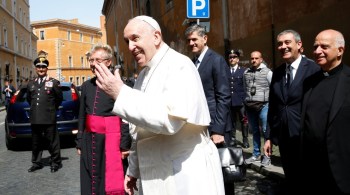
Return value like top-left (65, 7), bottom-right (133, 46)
top-left (5, 82), bottom-right (80, 150)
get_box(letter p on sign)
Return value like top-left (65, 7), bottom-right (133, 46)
top-left (187, 0), bottom-right (210, 19)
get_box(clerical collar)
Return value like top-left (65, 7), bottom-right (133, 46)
top-left (323, 63), bottom-right (343, 77)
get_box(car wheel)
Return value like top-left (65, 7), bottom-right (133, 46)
top-left (5, 118), bottom-right (15, 150)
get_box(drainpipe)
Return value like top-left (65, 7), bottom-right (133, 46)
top-left (271, 0), bottom-right (276, 68)
top-left (222, 0), bottom-right (230, 55)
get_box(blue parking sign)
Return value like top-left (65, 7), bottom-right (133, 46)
top-left (187, 0), bottom-right (210, 19)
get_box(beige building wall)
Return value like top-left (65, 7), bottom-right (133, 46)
top-left (31, 18), bottom-right (106, 86)
top-left (0, 0), bottom-right (36, 95)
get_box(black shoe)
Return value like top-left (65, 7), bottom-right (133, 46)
top-left (230, 140), bottom-right (236, 147)
top-left (50, 164), bottom-right (62, 173)
top-left (28, 165), bottom-right (43, 172)
top-left (242, 141), bottom-right (250, 148)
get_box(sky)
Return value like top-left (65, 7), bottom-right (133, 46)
top-left (30, 0), bottom-right (104, 28)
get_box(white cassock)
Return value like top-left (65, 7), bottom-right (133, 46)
top-left (112, 44), bottom-right (225, 195)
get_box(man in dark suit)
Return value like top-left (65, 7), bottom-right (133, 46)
top-left (300, 29), bottom-right (350, 194)
top-left (2, 79), bottom-right (16, 112)
top-left (185, 24), bottom-right (233, 194)
top-left (264, 30), bottom-right (320, 193)
top-left (227, 49), bottom-right (249, 148)
top-left (27, 56), bottom-right (63, 173)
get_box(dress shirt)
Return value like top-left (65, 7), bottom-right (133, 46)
top-left (195, 46), bottom-right (209, 69)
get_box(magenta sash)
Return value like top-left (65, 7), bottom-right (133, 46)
top-left (86, 114), bottom-right (124, 195)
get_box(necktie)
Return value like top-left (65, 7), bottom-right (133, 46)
top-left (286, 65), bottom-right (293, 87)
top-left (195, 59), bottom-right (200, 68)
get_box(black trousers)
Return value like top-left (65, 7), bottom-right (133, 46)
top-left (278, 129), bottom-right (301, 195)
top-left (31, 124), bottom-right (61, 167)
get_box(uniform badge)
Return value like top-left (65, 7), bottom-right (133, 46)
top-left (45, 81), bottom-right (53, 87)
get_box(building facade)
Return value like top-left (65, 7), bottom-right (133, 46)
top-left (102, 0), bottom-right (350, 77)
top-left (31, 17), bottom-right (106, 86)
top-left (0, 0), bottom-right (36, 92)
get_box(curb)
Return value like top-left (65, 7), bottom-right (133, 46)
top-left (249, 161), bottom-right (285, 181)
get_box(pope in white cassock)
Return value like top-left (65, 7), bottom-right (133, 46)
top-left (94, 15), bottom-right (225, 195)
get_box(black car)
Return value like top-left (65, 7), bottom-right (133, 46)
top-left (5, 82), bottom-right (80, 150)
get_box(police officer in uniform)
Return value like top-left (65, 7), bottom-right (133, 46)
top-left (27, 56), bottom-right (63, 173)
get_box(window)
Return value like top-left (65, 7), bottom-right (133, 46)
top-left (69, 56), bottom-right (73, 67)
top-left (19, 8), bottom-right (22, 22)
top-left (90, 35), bottom-right (93, 43)
top-left (21, 39), bottom-right (24, 54)
top-left (23, 12), bottom-right (26, 26)
top-left (82, 76), bottom-right (86, 83)
top-left (6, 64), bottom-right (10, 80)
top-left (40, 30), bottom-right (45, 40)
top-left (4, 28), bottom-right (8, 47)
top-left (80, 33), bottom-right (83, 42)
top-left (13, 1), bottom-right (16, 16)
top-left (81, 56), bottom-right (84, 66)
top-left (76, 77), bottom-right (80, 86)
top-left (69, 76), bottom-right (73, 83)
top-left (17, 68), bottom-right (20, 83)
top-left (67, 31), bottom-right (71, 40)
top-left (15, 35), bottom-right (18, 51)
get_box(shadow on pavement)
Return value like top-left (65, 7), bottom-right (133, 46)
top-left (8, 136), bottom-right (76, 151)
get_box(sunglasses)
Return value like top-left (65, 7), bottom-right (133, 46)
top-left (36, 65), bottom-right (47, 69)
top-left (229, 55), bottom-right (238, 59)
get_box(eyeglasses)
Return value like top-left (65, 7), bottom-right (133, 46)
top-left (35, 65), bottom-right (47, 69)
top-left (88, 58), bottom-right (109, 64)
top-left (229, 55), bottom-right (238, 59)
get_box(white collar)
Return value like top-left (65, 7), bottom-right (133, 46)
top-left (146, 43), bottom-right (169, 69)
top-left (288, 54), bottom-right (302, 70)
top-left (196, 46), bottom-right (209, 63)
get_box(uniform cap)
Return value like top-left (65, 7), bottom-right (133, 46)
top-left (228, 49), bottom-right (240, 57)
top-left (34, 56), bottom-right (49, 67)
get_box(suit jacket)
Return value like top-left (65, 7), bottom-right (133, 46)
top-left (230, 66), bottom-right (246, 106)
top-left (197, 48), bottom-right (232, 135)
top-left (2, 85), bottom-right (16, 97)
top-left (27, 77), bottom-right (63, 124)
top-left (301, 63), bottom-right (350, 193)
top-left (267, 57), bottom-right (320, 144)
top-left (2, 84), bottom-right (16, 106)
